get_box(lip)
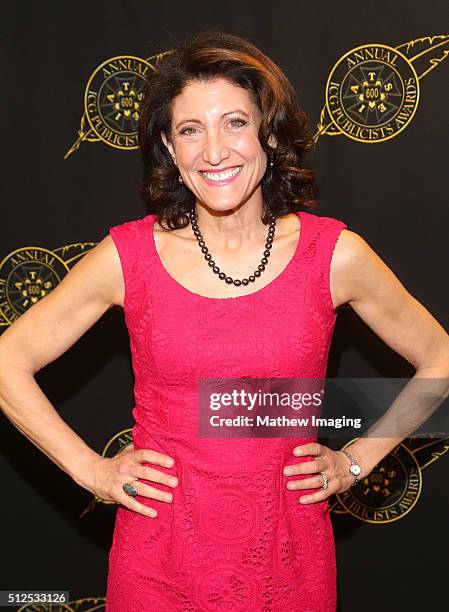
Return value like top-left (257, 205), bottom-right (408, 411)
top-left (198, 165), bottom-right (243, 187)
top-left (198, 165), bottom-right (242, 173)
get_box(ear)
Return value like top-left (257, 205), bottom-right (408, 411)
top-left (161, 131), bottom-right (177, 164)
top-left (268, 134), bottom-right (277, 149)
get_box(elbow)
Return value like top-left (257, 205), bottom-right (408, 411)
top-left (0, 343), bottom-right (36, 380)
top-left (416, 347), bottom-right (449, 378)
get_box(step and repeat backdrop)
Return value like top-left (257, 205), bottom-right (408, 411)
top-left (1, 2), bottom-right (448, 611)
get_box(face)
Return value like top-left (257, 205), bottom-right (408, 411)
top-left (162, 77), bottom-right (274, 213)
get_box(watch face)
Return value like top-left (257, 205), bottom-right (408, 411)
top-left (350, 464), bottom-right (361, 476)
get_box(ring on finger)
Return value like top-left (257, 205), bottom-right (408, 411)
top-left (123, 480), bottom-right (139, 497)
top-left (319, 471), bottom-right (329, 490)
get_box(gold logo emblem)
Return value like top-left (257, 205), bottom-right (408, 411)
top-left (0, 248), bottom-right (69, 325)
top-left (65, 52), bottom-right (171, 158)
top-left (316, 36), bottom-right (449, 143)
top-left (0, 243), bottom-right (96, 329)
top-left (331, 437), bottom-right (449, 523)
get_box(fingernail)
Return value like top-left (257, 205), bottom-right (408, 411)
top-left (283, 467), bottom-right (293, 475)
top-left (166, 459), bottom-right (174, 467)
top-left (168, 477), bottom-right (178, 486)
top-left (293, 448), bottom-right (303, 456)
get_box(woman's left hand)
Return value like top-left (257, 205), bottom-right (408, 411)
top-left (283, 442), bottom-right (362, 504)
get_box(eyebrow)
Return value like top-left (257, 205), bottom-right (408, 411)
top-left (174, 109), bottom-right (250, 131)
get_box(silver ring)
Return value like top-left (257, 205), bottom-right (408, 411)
top-left (123, 481), bottom-right (138, 497)
top-left (319, 472), bottom-right (329, 490)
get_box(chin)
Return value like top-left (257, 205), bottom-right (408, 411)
top-left (199, 203), bottom-right (238, 214)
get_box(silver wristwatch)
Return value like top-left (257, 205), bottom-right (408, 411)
top-left (342, 448), bottom-right (362, 486)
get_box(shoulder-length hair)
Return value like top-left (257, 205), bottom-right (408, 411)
top-left (138, 30), bottom-right (319, 229)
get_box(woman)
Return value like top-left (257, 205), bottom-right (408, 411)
top-left (0, 30), bottom-right (448, 611)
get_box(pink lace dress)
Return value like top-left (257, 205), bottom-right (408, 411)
top-left (106, 210), bottom-right (347, 611)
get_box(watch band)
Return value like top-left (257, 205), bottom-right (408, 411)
top-left (342, 448), bottom-right (362, 486)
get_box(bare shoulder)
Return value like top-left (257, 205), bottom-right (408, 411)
top-left (332, 228), bottom-right (371, 268)
top-left (330, 228), bottom-right (384, 310)
top-left (97, 233), bottom-right (125, 307)
top-left (45, 232), bottom-right (125, 310)
top-left (35, 232), bottom-right (125, 310)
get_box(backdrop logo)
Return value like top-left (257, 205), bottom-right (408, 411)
top-left (332, 437), bottom-right (449, 523)
top-left (0, 243), bottom-right (96, 328)
top-left (316, 35), bottom-right (449, 143)
top-left (65, 52), bottom-right (171, 158)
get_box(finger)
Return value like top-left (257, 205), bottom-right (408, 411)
top-left (293, 442), bottom-right (322, 457)
top-left (135, 448), bottom-right (175, 467)
top-left (132, 465), bottom-right (179, 488)
top-left (283, 459), bottom-right (325, 475)
top-left (118, 491), bottom-right (158, 518)
top-left (297, 459), bottom-right (326, 475)
top-left (121, 476), bottom-right (173, 504)
top-left (286, 474), bottom-right (327, 490)
top-left (137, 482), bottom-right (173, 504)
top-left (299, 491), bottom-right (329, 505)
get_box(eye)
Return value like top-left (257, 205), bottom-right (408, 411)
top-left (179, 126), bottom-right (198, 136)
top-left (229, 118), bottom-right (247, 128)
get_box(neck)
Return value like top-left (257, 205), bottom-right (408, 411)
top-left (193, 201), bottom-right (270, 250)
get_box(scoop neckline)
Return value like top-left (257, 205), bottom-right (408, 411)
top-left (148, 210), bottom-right (305, 301)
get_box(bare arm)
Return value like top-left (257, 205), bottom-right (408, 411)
top-left (0, 234), bottom-right (124, 491)
top-left (330, 229), bottom-right (449, 475)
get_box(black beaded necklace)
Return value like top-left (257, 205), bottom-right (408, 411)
top-left (188, 207), bottom-right (277, 287)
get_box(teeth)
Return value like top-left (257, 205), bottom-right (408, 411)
top-left (200, 167), bottom-right (242, 181)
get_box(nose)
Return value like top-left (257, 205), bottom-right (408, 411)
top-left (202, 131), bottom-right (231, 166)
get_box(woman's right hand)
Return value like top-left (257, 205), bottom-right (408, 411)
top-left (85, 442), bottom-right (178, 518)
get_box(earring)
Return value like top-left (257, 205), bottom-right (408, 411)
top-left (178, 174), bottom-right (183, 184)
top-left (269, 155), bottom-right (274, 168)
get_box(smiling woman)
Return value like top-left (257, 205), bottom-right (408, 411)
top-left (103, 31), bottom-right (356, 611)
top-left (99, 29), bottom-right (449, 612)
top-left (137, 30), bottom-right (319, 230)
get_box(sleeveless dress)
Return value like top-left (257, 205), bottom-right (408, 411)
top-left (105, 210), bottom-right (347, 612)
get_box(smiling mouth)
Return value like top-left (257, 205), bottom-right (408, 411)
top-left (198, 166), bottom-right (242, 181)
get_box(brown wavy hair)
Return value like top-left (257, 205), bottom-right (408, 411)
top-left (138, 30), bottom-right (319, 229)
